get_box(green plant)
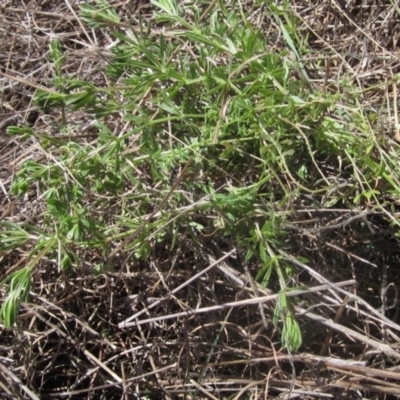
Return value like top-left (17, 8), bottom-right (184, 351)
top-left (2, 0), bottom-right (398, 351)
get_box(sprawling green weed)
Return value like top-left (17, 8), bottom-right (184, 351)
top-left (2, 0), bottom-right (398, 351)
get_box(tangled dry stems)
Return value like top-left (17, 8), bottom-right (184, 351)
top-left (2, 0), bottom-right (400, 399)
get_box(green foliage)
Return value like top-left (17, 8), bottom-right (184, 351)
top-left (273, 290), bottom-right (302, 351)
top-left (6, 125), bottom-right (35, 141)
top-left (80, 0), bottom-right (120, 28)
top-left (2, 0), bottom-right (398, 352)
top-left (0, 267), bottom-right (31, 328)
top-left (0, 222), bottom-right (31, 250)
top-left (0, 236), bottom-right (56, 327)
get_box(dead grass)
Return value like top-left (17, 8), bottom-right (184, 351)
top-left (2, 0), bottom-right (400, 399)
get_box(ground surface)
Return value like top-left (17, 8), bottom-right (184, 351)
top-left (2, 0), bottom-right (400, 399)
